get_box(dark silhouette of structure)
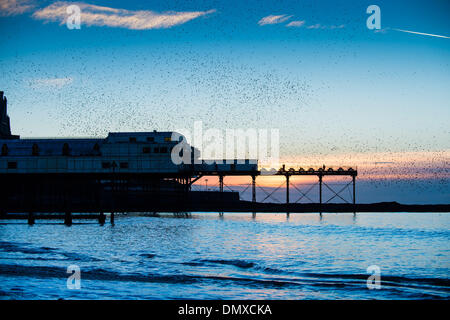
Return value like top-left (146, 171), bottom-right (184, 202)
top-left (0, 91), bottom-right (19, 140)
top-left (0, 91), bottom-right (365, 222)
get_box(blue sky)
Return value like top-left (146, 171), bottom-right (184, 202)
top-left (0, 0), bottom-right (449, 202)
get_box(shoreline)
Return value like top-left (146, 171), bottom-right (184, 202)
top-left (0, 202), bottom-right (449, 220)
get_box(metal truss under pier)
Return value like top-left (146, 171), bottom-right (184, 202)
top-left (186, 164), bottom-right (358, 208)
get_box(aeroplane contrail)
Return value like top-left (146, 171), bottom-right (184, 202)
top-left (392, 28), bottom-right (450, 39)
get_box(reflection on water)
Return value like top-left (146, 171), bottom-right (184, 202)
top-left (0, 212), bottom-right (449, 299)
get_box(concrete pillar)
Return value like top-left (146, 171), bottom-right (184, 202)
top-left (219, 175), bottom-right (224, 192)
top-left (352, 175), bottom-right (356, 214)
top-left (64, 212), bottom-right (72, 225)
top-left (28, 212), bottom-right (35, 225)
top-left (110, 212), bottom-right (115, 224)
top-left (286, 175), bottom-right (290, 204)
top-left (99, 212), bottom-right (105, 225)
top-left (251, 175), bottom-right (256, 203)
top-left (319, 175), bottom-right (323, 211)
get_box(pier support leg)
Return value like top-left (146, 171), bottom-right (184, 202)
top-left (219, 176), bottom-right (224, 193)
top-left (28, 212), bottom-right (35, 225)
top-left (286, 175), bottom-right (290, 204)
top-left (251, 175), bottom-right (256, 203)
top-left (286, 174), bottom-right (290, 214)
top-left (319, 175), bottom-right (323, 215)
top-left (99, 212), bottom-right (105, 225)
top-left (352, 175), bottom-right (356, 215)
top-left (110, 212), bottom-right (115, 225)
top-left (64, 212), bottom-right (72, 226)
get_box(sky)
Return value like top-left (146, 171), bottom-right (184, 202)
top-left (0, 0), bottom-right (449, 203)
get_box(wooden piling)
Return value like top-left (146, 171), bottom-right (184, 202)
top-left (98, 212), bottom-right (105, 224)
top-left (28, 212), bottom-right (35, 225)
top-left (64, 211), bottom-right (72, 225)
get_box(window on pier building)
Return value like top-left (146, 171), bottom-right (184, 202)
top-left (143, 147), bottom-right (151, 154)
top-left (1, 144), bottom-right (7, 156)
top-left (160, 147), bottom-right (168, 153)
top-left (32, 143), bottom-right (39, 156)
top-left (146, 137), bottom-right (154, 142)
top-left (62, 143), bottom-right (70, 156)
top-left (154, 147), bottom-right (159, 153)
top-left (164, 137), bottom-right (171, 142)
top-left (7, 161), bottom-right (17, 169)
top-left (120, 162), bottom-right (128, 169)
top-left (129, 137), bottom-right (137, 142)
top-left (102, 162), bottom-right (111, 169)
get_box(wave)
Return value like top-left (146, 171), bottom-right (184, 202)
top-left (302, 272), bottom-right (450, 291)
top-left (196, 259), bottom-right (255, 269)
top-left (0, 263), bottom-right (448, 299)
top-left (0, 241), bottom-right (101, 263)
top-left (0, 241), bottom-right (56, 255)
top-left (180, 259), bottom-right (450, 293)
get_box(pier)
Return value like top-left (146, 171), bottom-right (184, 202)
top-left (0, 163), bottom-right (359, 221)
top-left (0, 90), bottom-right (360, 221)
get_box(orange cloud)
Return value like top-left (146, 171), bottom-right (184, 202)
top-left (192, 150), bottom-right (449, 189)
top-left (0, 0), bottom-right (35, 16)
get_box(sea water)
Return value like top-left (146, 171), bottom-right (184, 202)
top-left (0, 212), bottom-right (449, 299)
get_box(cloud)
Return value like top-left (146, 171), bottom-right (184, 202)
top-left (307, 23), bottom-right (322, 29)
top-left (32, 1), bottom-right (216, 30)
top-left (258, 14), bottom-right (292, 26)
top-left (29, 77), bottom-right (73, 89)
top-left (286, 20), bottom-right (305, 28)
top-left (306, 23), bottom-right (345, 30)
top-left (329, 24), bottom-right (345, 29)
top-left (259, 16), bottom-right (344, 29)
top-left (0, 0), bottom-right (35, 16)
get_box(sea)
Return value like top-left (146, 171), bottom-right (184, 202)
top-left (0, 212), bottom-right (449, 300)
